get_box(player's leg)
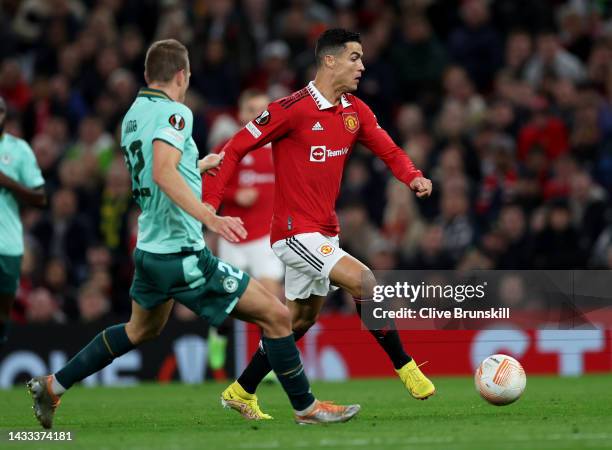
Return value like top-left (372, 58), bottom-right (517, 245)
top-left (27, 299), bottom-right (174, 429)
top-left (27, 248), bottom-right (179, 429)
top-left (235, 294), bottom-right (325, 396)
top-left (207, 239), bottom-right (248, 380)
top-left (229, 277), bottom-right (359, 423)
top-left (0, 254), bottom-right (23, 350)
top-left (232, 234), bottom-right (339, 398)
top-left (329, 254), bottom-right (435, 399)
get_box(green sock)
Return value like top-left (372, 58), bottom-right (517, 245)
top-left (262, 335), bottom-right (314, 411)
top-left (55, 324), bottom-right (134, 389)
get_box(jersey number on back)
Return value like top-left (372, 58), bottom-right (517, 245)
top-left (122, 139), bottom-right (151, 205)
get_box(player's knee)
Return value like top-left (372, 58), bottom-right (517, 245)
top-left (263, 302), bottom-right (292, 336)
top-left (271, 302), bottom-right (291, 326)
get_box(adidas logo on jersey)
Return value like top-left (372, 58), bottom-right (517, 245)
top-left (311, 122), bottom-right (324, 131)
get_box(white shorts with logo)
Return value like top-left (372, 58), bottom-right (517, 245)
top-left (218, 235), bottom-right (284, 281)
top-left (272, 232), bottom-right (347, 300)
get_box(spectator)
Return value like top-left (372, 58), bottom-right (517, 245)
top-left (390, 14), bottom-right (448, 103)
top-left (77, 283), bottom-right (112, 322)
top-left (525, 30), bottom-right (587, 88)
top-left (442, 65), bottom-right (486, 127)
top-left (191, 38), bottom-right (240, 108)
top-left (437, 189), bottom-right (475, 264)
top-left (43, 258), bottom-right (76, 313)
top-left (496, 204), bottom-right (533, 269)
top-left (0, 59), bottom-right (32, 112)
top-left (517, 96), bottom-right (569, 162)
top-left (382, 180), bottom-right (426, 261)
top-left (533, 199), bottom-right (586, 269)
top-left (99, 159), bottom-right (133, 252)
top-left (503, 30), bottom-right (533, 79)
top-left (558, 6), bottom-right (593, 63)
top-left (25, 288), bottom-right (66, 324)
top-left (406, 225), bottom-right (454, 270)
top-left (448, 0), bottom-right (503, 89)
top-left (31, 188), bottom-right (94, 283)
top-left (569, 171), bottom-right (608, 251)
top-left (66, 115), bottom-right (115, 178)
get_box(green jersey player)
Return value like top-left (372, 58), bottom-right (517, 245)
top-left (0, 96), bottom-right (46, 350)
top-left (27, 39), bottom-right (359, 427)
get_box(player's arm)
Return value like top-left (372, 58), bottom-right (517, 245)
top-left (200, 143), bottom-right (255, 208)
top-left (0, 170), bottom-right (46, 206)
top-left (203, 102), bottom-right (290, 211)
top-left (152, 140), bottom-right (246, 242)
top-left (198, 151), bottom-right (224, 176)
top-left (356, 99), bottom-right (432, 198)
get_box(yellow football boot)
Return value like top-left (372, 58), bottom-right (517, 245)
top-left (220, 381), bottom-right (273, 420)
top-left (396, 360), bottom-right (435, 400)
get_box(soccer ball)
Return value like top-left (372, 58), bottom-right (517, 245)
top-left (474, 354), bottom-right (526, 405)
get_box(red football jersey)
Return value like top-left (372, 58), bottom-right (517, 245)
top-left (204, 82), bottom-right (423, 244)
top-left (203, 142), bottom-right (275, 242)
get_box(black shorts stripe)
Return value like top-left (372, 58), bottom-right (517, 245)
top-left (290, 236), bottom-right (325, 267)
top-left (286, 238), bottom-right (323, 270)
top-left (286, 238), bottom-right (323, 272)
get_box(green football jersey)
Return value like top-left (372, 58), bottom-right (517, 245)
top-left (0, 133), bottom-right (45, 256)
top-left (121, 88), bottom-right (205, 254)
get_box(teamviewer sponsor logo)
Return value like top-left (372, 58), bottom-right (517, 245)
top-left (310, 146), bottom-right (326, 162)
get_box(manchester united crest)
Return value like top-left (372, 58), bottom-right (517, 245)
top-left (342, 112), bottom-right (359, 133)
top-left (318, 244), bottom-right (335, 256)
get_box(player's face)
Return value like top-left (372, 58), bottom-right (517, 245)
top-left (334, 42), bottom-right (365, 93)
top-left (239, 95), bottom-right (269, 125)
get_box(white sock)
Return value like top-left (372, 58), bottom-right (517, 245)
top-left (294, 399), bottom-right (317, 416)
top-left (50, 374), bottom-right (66, 396)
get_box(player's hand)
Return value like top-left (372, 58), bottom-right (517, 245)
top-left (409, 176), bottom-right (433, 198)
top-left (235, 188), bottom-right (258, 207)
top-left (199, 152), bottom-right (225, 176)
top-left (209, 215), bottom-right (247, 243)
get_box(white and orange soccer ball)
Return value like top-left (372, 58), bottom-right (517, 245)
top-left (474, 354), bottom-right (526, 405)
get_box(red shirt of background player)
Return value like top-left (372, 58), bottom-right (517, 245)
top-left (203, 141), bottom-right (275, 242)
top-left (203, 82), bottom-right (423, 244)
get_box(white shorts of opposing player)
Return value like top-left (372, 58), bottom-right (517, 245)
top-left (272, 232), bottom-right (348, 300)
top-left (218, 235), bottom-right (284, 281)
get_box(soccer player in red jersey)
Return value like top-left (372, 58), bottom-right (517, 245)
top-left (203, 90), bottom-right (283, 384)
top-left (204, 29), bottom-right (435, 420)
top-left (207, 90), bottom-right (283, 297)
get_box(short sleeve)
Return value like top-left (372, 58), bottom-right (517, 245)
top-left (152, 104), bottom-right (193, 153)
top-left (19, 142), bottom-right (45, 188)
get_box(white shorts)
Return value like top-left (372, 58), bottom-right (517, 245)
top-left (218, 235), bottom-right (284, 281)
top-left (272, 232), bottom-right (347, 300)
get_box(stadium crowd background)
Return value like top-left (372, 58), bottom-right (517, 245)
top-left (1, 0), bottom-right (612, 323)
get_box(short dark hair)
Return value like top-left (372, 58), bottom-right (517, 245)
top-left (145, 39), bottom-right (189, 84)
top-left (315, 29), bottom-right (361, 67)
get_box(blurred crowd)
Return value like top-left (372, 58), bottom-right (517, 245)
top-left (1, 0), bottom-right (612, 321)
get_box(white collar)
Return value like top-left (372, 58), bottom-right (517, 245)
top-left (307, 81), bottom-right (352, 110)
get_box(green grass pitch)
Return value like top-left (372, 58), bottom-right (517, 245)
top-left (2, 375), bottom-right (612, 450)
